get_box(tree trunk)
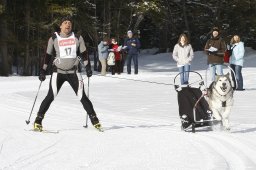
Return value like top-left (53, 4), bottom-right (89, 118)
top-left (36, 22), bottom-right (40, 76)
top-left (94, 0), bottom-right (98, 71)
top-left (24, 0), bottom-right (30, 75)
top-left (133, 14), bottom-right (144, 33)
top-left (116, 1), bottom-right (122, 41)
top-left (165, 0), bottom-right (179, 36)
top-left (107, 0), bottom-right (111, 37)
top-left (215, 0), bottom-right (222, 25)
top-left (0, 0), bottom-right (9, 76)
top-left (182, 0), bottom-right (190, 36)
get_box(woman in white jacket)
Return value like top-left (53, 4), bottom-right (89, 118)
top-left (172, 33), bottom-right (194, 84)
top-left (230, 35), bottom-right (245, 90)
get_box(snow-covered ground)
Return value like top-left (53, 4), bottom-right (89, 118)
top-left (0, 48), bottom-right (256, 170)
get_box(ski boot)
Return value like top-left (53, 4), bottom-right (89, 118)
top-left (34, 116), bottom-right (43, 132)
top-left (89, 114), bottom-right (104, 132)
top-left (94, 123), bottom-right (103, 132)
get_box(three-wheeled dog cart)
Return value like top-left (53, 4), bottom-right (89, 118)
top-left (174, 71), bottom-right (214, 133)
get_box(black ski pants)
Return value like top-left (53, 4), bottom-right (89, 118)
top-left (37, 72), bottom-right (99, 124)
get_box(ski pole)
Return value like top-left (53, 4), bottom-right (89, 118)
top-left (84, 78), bottom-right (90, 128)
top-left (25, 81), bottom-right (42, 125)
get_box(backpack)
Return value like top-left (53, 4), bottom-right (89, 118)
top-left (107, 52), bottom-right (115, 66)
top-left (223, 45), bottom-right (236, 63)
top-left (224, 50), bottom-right (230, 63)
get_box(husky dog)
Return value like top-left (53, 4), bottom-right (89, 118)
top-left (207, 73), bottom-right (234, 130)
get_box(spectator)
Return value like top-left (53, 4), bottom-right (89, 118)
top-left (124, 30), bottom-right (141, 74)
top-left (204, 27), bottom-right (226, 81)
top-left (109, 38), bottom-right (122, 75)
top-left (172, 33), bottom-right (194, 85)
top-left (230, 35), bottom-right (245, 91)
top-left (98, 37), bottom-right (109, 76)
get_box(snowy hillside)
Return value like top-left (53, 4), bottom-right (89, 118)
top-left (0, 48), bottom-right (256, 170)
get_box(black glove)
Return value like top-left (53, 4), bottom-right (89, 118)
top-left (39, 69), bottom-right (46, 81)
top-left (85, 65), bottom-right (93, 77)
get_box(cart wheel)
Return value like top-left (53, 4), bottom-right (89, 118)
top-left (192, 123), bottom-right (195, 133)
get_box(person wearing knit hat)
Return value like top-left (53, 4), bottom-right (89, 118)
top-left (60, 16), bottom-right (73, 25)
top-left (34, 16), bottom-right (102, 132)
top-left (204, 27), bottom-right (226, 81)
top-left (212, 27), bottom-right (219, 33)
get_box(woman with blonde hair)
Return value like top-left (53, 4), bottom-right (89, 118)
top-left (230, 35), bottom-right (245, 90)
top-left (172, 33), bottom-right (194, 84)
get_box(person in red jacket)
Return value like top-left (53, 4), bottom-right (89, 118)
top-left (109, 38), bottom-right (122, 75)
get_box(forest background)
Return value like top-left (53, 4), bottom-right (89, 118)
top-left (0, 0), bottom-right (255, 76)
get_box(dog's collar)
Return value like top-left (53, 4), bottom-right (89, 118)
top-left (213, 87), bottom-right (233, 107)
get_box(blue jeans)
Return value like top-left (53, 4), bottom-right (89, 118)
top-left (178, 64), bottom-right (190, 84)
top-left (127, 54), bottom-right (138, 74)
top-left (230, 64), bottom-right (243, 89)
top-left (209, 64), bottom-right (223, 81)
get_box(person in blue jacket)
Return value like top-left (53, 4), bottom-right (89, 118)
top-left (98, 37), bottom-right (109, 76)
top-left (229, 35), bottom-right (245, 91)
top-left (124, 30), bottom-right (141, 74)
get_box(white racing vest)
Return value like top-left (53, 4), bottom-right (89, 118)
top-left (55, 32), bottom-right (77, 58)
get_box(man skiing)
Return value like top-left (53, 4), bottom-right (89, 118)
top-left (34, 17), bottom-right (102, 131)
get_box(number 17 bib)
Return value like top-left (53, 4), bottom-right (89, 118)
top-left (55, 32), bottom-right (77, 58)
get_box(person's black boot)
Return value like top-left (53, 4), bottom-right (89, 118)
top-left (34, 115), bottom-right (43, 131)
top-left (89, 114), bottom-right (103, 132)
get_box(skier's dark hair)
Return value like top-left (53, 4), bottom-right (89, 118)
top-left (60, 16), bottom-right (73, 26)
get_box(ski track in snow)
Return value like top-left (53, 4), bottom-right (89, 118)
top-left (195, 132), bottom-right (256, 170)
top-left (7, 142), bottom-right (58, 169)
top-left (0, 50), bottom-right (256, 170)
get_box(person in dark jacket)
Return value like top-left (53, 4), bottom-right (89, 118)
top-left (35, 17), bottom-right (102, 131)
top-left (204, 27), bottom-right (226, 81)
top-left (124, 30), bottom-right (141, 74)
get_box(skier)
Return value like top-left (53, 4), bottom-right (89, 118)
top-left (34, 17), bottom-right (102, 131)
